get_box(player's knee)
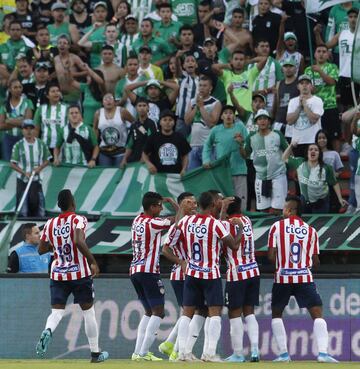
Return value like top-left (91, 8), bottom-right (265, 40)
top-left (151, 306), bottom-right (165, 318)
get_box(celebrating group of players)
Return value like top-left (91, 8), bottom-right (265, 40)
top-left (130, 190), bottom-right (338, 363)
top-left (31, 188), bottom-right (338, 363)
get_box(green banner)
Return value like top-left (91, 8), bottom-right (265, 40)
top-left (0, 158), bottom-right (233, 216)
top-left (2, 214), bottom-right (360, 254)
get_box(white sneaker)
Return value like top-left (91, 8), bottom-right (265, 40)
top-left (202, 354), bottom-right (222, 362)
top-left (317, 353), bottom-right (339, 363)
top-left (176, 353), bottom-right (193, 362)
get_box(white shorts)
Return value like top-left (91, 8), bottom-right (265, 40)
top-left (255, 174), bottom-right (288, 210)
top-left (232, 175), bottom-right (247, 212)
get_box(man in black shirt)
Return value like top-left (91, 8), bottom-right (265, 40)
top-left (252, 0), bottom-right (281, 53)
top-left (142, 110), bottom-right (191, 175)
top-left (121, 97), bottom-right (158, 166)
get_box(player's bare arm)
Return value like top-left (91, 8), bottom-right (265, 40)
top-left (38, 239), bottom-right (52, 255)
top-left (222, 234), bottom-right (238, 251)
top-left (268, 248), bottom-right (276, 264)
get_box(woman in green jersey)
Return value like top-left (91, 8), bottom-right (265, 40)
top-left (283, 142), bottom-right (347, 214)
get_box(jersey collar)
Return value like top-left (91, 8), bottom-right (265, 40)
top-left (59, 211), bottom-right (75, 218)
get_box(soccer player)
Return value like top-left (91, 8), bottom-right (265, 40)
top-left (173, 191), bottom-right (238, 362)
top-left (222, 196), bottom-right (260, 362)
top-left (268, 195), bottom-right (338, 363)
top-left (159, 192), bottom-right (197, 360)
top-left (35, 189), bottom-right (108, 363)
top-left (130, 192), bottom-right (178, 361)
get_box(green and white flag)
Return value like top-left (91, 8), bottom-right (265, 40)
top-left (352, 15), bottom-right (360, 84)
top-left (305, 0), bottom-right (350, 13)
top-left (0, 158), bottom-right (233, 216)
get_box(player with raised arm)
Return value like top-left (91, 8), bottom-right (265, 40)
top-left (173, 191), bottom-right (238, 362)
top-left (130, 191), bottom-right (178, 361)
top-left (268, 195), bottom-right (338, 363)
top-left (35, 189), bottom-right (108, 363)
top-left (222, 196), bottom-right (260, 363)
top-left (159, 192), bottom-right (198, 361)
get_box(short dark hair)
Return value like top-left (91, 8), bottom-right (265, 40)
top-left (22, 223), bottom-right (37, 240)
top-left (285, 195), bottom-right (302, 216)
top-left (198, 191), bottom-right (214, 210)
top-left (180, 25), bottom-right (194, 34)
top-left (142, 191), bottom-right (163, 211)
top-left (102, 44), bottom-right (114, 52)
top-left (232, 7), bottom-right (244, 15)
top-left (127, 54), bottom-right (138, 62)
top-left (255, 38), bottom-right (270, 48)
top-left (36, 26), bottom-right (49, 33)
top-left (46, 81), bottom-right (60, 94)
top-left (177, 192), bottom-right (194, 204)
top-left (199, 75), bottom-right (213, 85)
top-left (68, 104), bottom-right (81, 112)
top-left (232, 49), bottom-right (246, 58)
top-left (315, 43), bottom-right (328, 51)
top-left (207, 189), bottom-right (222, 198)
top-left (135, 96), bottom-right (148, 105)
top-left (9, 20), bottom-right (22, 29)
top-left (157, 2), bottom-right (172, 10)
top-left (142, 18), bottom-right (154, 27)
top-left (227, 196), bottom-right (242, 216)
top-left (199, 0), bottom-right (211, 7)
top-left (57, 189), bottom-right (74, 211)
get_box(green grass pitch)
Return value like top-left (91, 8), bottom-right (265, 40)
top-left (0, 361), bottom-right (358, 368)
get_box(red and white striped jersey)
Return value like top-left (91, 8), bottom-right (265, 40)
top-left (170, 214), bottom-right (229, 280)
top-left (268, 215), bottom-right (319, 284)
top-left (164, 224), bottom-right (188, 281)
top-left (130, 214), bottom-right (171, 275)
top-left (222, 215), bottom-right (260, 281)
top-left (41, 212), bottom-right (91, 281)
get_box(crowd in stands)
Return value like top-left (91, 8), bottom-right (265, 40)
top-left (0, 0), bottom-right (360, 216)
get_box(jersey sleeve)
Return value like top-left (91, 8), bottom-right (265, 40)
top-left (150, 217), bottom-right (171, 232)
top-left (268, 222), bottom-right (278, 249)
top-left (26, 98), bottom-right (34, 111)
top-left (214, 219), bottom-right (230, 239)
top-left (74, 215), bottom-right (87, 231)
top-left (164, 223), bottom-right (182, 249)
top-left (10, 142), bottom-right (19, 163)
top-left (274, 60), bottom-right (284, 81)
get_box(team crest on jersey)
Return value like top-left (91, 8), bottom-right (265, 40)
top-left (54, 222), bottom-right (71, 238)
top-left (187, 223), bottom-right (207, 239)
top-left (285, 224), bottom-right (308, 239)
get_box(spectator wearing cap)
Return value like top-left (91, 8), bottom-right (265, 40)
top-left (47, 2), bottom-right (80, 45)
top-left (0, 79), bottom-right (34, 161)
top-left (0, 20), bottom-right (31, 71)
top-left (7, 223), bottom-right (51, 273)
top-left (131, 18), bottom-right (172, 67)
top-left (69, 0), bottom-right (92, 37)
top-left (184, 75), bottom-right (222, 171)
top-left (125, 78), bottom-right (179, 125)
top-left (34, 82), bottom-right (68, 154)
top-left (174, 53), bottom-right (199, 138)
top-left (82, 2), bottom-right (108, 67)
top-left (273, 58), bottom-right (299, 140)
top-left (251, 0), bottom-right (281, 53)
top-left (142, 109), bottom-right (191, 175)
top-left (54, 104), bottom-right (99, 167)
top-left (22, 60), bottom-right (50, 108)
top-left (120, 14), bottom-right (139, 49)
top-left (213, 50), bottom-right (267, 113)
top-left (153, 3), bottom-right (182, 54)
top-left (11, 0), bottom-right (39, 40)
top-left (240, 109), bottom-right (288, 214)
top-left (54, 34), bottom-right (88, 104)
top-left (325, 2), bottom-right (360, 65)
top-left (286, 74), bottom-right (324, 158)
top-left (121, 97), bottom-right (158, 168)
top-left (247, 38), bottom-right (283, 112)
top-left (79, 23), bottom-right (127, 68)
top-left (276, 25), bottom-right (305, 77)
top-left (305, 44), bottom-right (340, 152)
top-left (203, 105), bottom-right (249, 210)
top-left (115, 55), bottom-right (147, 117)
top-left (137, 45), bottom-right (164, 81)
top-left (10, 119), bottom-right (51, 217)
